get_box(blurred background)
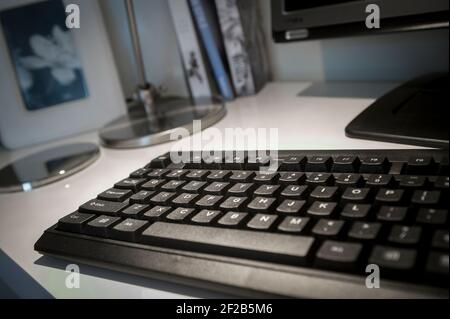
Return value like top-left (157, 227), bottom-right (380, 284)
top-left (100, 0), bottom-right (449, 98)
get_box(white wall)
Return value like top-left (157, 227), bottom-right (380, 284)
top-left (99, 0), bottom-right (188, 98)
top-left (100, 0), bottom-right (449, 98)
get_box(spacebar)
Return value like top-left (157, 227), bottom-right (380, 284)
top-left (141, 222), bottom-right (315, 265)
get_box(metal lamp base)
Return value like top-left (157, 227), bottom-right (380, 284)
top-left (99, 97), bottom-right (226, 149)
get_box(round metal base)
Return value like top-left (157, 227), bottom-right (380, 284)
top-left (0, 143), bottom-right (100, 193)
top-left (99, 97), bottom-right (226, 149)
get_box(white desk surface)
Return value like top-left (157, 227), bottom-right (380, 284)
top-left (0, 82), bottom-right (419, 298)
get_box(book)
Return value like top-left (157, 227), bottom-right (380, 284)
top-left (189, 0), bottom-right (234, 101)
top-left (168, 0), bottom-right (212, 100)
top-left (215, 0), bottom-right (270, 96)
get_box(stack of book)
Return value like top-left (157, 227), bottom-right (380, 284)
top-left (168, 0), bottom-right (270, 102)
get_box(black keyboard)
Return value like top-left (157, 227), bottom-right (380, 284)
top-left (35, 150), bottom-right (449, 298)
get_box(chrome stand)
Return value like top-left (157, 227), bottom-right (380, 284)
top-left (99, 0), bottom-right (226, 149)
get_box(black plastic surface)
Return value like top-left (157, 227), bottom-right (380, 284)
top-left (346, 74), bottom-right (449, 148)
top-left (34, 149), bottom-right (449, 298)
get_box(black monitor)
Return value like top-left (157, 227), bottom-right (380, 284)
top-left (272, 0), bottom-right (449, 42)
top-left (271, 0), bottom-right (449, 148)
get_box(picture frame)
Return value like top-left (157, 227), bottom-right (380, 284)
top-left (0, 0), bottom-right (126, 149)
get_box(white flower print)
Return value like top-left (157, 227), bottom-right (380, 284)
top-left (20, 25), bottom-right (81, 86)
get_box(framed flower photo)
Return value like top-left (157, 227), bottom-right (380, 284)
top-left (0, 0), bottom-right (126, 149)
top-left (0, 0), bottom-right (89, 111)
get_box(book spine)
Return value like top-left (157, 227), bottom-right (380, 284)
top-left (215, 0), bottom-right (255, 96)
top-left (168, 0), bottom-right (212, 100)
top-left (236, 0), bottom-right (270, 93)
top-left (189, 0), bottom-right (234, 101)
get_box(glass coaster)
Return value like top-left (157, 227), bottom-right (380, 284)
top-left (0, 143), bottom-right (100, 193)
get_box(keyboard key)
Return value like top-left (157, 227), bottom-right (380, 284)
top-left (335, 173), bottom-right (363, 187)
top-left (147, 169), bottom-right (169, 178)
top-left (148, 154), bottom-right (171, 168)
top-left (434, 176), bottom-right (449, 189)
top-left (185, 170), bottom-right (209, 180)
top-left (366, 174), bottom-right (393, 187)
top-left (316, 241), bottom-right (362, 270)
top-left (166, 169), bottom-right (188, 180)
top-left (369, 246), bottom-right (417, 270)
top-left (98, 188), bottom-right (132, 202)
top-left (130, 190), bottom-right (154, 204)
top-left (375, 189), bottom-right (404, 204)
top-left (130, 168), bottom-right (151, 178)
top-left (161, 180), bottom-right (186, 191)
top-left (121, 204), bottom-right (148, 218)
top-left (276, 200), bottom-right (306, 214)
top-left (141, 179), bottom-right (165, 190)
top-left (411, 190), bottom-right (440, 205)
top-left (306, 173), bottom-right (333, 186)
top-left (305, 156), bottom-right (332, 172)
top-left (307, 201), bottom-right (337, 217)
top-left (58, 212), bottom-right (95, 233)
top-left (204, 153), bottom-right (222, 167)
top-left (114, 178), bottom-right (146, 192)
top-left (227, 183), bottom-right (254, 196)
top-left (341, 204), bottom-right (371, 220)
top-left (191, 210), bottom-right (221, 224)
top-left (218, 212), bottom-right (248, 226)
top-left (280, 185), bottom-right (308, 198)
top-left (416, 208), bottom-right (447, 225)
top-left (432, 230), bottom-right (449, 249)
top-left (388, 225), bottom-right (422, 245)
top-left (406, 156), bottom-right (435, 175)
top-left (247, 155), bottom-right (271, 170)
top-left (247, 197), bottom-right (276, 213)
top-left (150, 192), bottom-right (176, 204)
top-left (172, 193), bottom-right (199, 207)
top-left (254, 184), bottom-right (280, 196)
top-left (111, 218), bottom-right (148, 242)
top-left (253, 172), bottom-right (278, 184)
top-left (143, 206), bottom-right (171, 219)
top-left (279, 156), bottom-right (305, 171)
top-left (84, 215), bottom-right (121, 237)
top-left (312, 219), bottom-right (344, 237)
top-left (399, 175), bottom-right (427, 188)
top-left (341, 187), bottom-right (370, 202)
top-left (141, 222), bottom-right (315, 264)
top-left (229, 171), bottom-right (254, 182)
top-left (278, 172), bottom-right (304, 184)
top-left (219, 196), bottom-right (248, 211)
top-left (360, 156), bottom-right (389, 173)
top-left (223, 153), bottom-right (247, 170)
top-left (247, 214), bottom-right (278, 230)
top-left (204, 182), bottom-right (230, 194)
top-left (195, 195), bottom-right (223, 209)
top-left (207, 170), bottom-right (232, 181)
top-left (426, 252), bottom-right (449, 276)
top-left (182, 181), bottom-right (207, 193)
top-left (332, 156), bottom-right (359, 173)
top-left (377, 206), bottom-right (408, 222)
top-left (166, 207), bottom-right (196, 221)
top-left (200, 153), bottom-right (221, 169)
top-left (348, 222), bottom-right (381, 240)
top-left (278, 216), bottom-right (309, 233)
top-left (310, 186), bottom-right (338, 201)
top-left (79, 199), bottom-right (127, 216)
